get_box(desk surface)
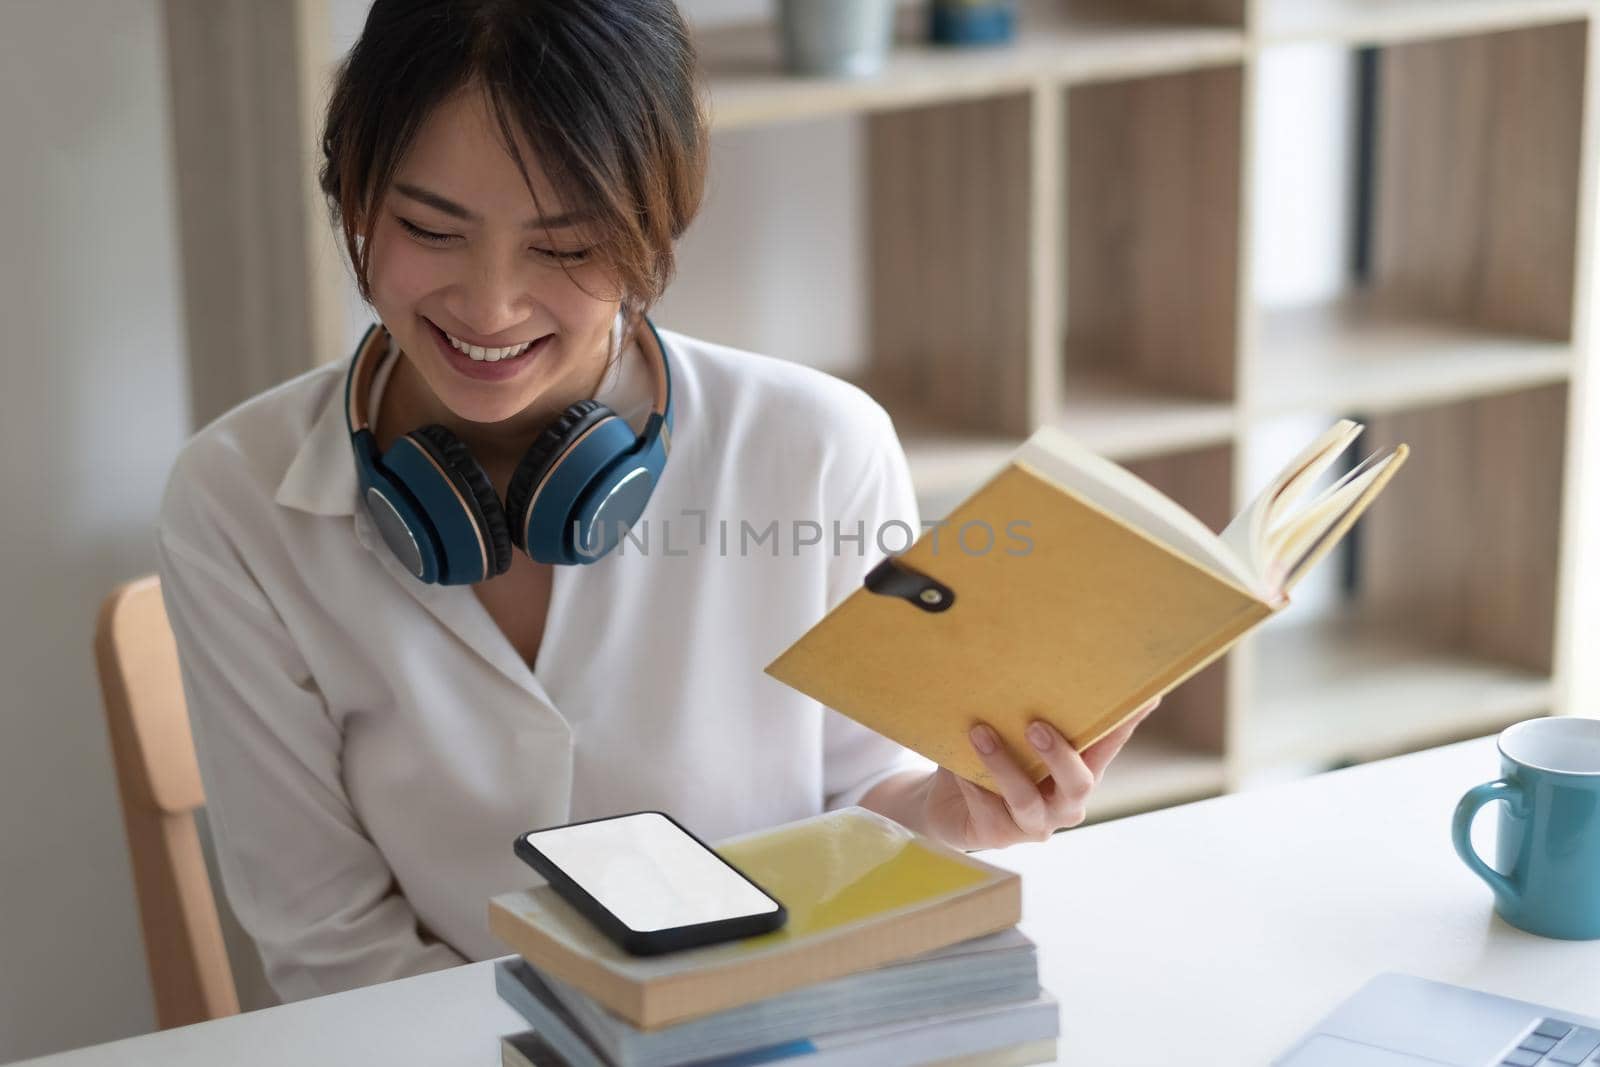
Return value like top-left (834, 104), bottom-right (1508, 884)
top-left (17, 736), bottom-right (1600, 1067)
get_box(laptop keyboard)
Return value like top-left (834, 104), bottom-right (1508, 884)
top-left (1499, 1019), bottom-right (1600, 1066)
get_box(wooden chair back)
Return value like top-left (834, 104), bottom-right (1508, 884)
top-left (94, 575), bottom-right (239, 1028)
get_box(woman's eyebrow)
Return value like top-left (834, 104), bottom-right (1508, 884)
top-left (393, 181), bottom-right (585, 229)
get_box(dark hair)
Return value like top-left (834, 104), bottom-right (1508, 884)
top-left (319, 0), bottom-right (708, 334)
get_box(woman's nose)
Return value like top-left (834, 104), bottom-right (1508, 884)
top-left (449, 259), bottom-right (533, 339)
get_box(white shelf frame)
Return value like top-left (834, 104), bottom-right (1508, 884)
top-left (1256, 0), bottom-right (1594, 47)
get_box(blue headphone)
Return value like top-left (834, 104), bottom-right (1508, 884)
top-left (345, 316), bottom-right (674, 583)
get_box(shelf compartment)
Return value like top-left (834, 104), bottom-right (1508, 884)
top-left (1369, 20), bottom-right (1586, 341)
top-left (890, 374), bottom-right (1238, 518)
top-left (1245, 610), bottom-right (1553, 771)
top-left (1258, 0), bottom-right (1592, 47)
top-left (1250, 297), bottom-right (1574, 417)
top-left (886, 385), bottom-right (1236, 528)
top-left (1065, 63), bottom-right (1245, 407)
top-left (890, 419), bottom-right (1023, 506)
top-left (1085, 736), bottom-right (1229, 823)
top-left (865, 92), bottom-right (1037, 436)
top-left (697, 2), bottom-right (1246, 132)
top-left (1359, 385), bottom-right (1567, 672)
top-left (1055, 369), bottom-right (1238, 461)
top-left (1242, 384), bottom-right (1567, 774)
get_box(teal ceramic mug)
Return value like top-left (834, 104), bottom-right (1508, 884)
top-left (1452, 716), bottom-right (1600, 940)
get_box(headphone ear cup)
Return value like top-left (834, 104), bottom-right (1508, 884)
top-left (358, 465), bottom-right (448, 584)
top-left (505, 400), bottom-right (612, 557)
top-left (405, 424), bottom-right (514, 580)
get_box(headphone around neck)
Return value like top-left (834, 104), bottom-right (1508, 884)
top-left (345, 315), bottom-right (674, 583)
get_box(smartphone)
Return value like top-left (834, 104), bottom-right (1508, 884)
top-left (513, 811), bottom-right (787, 956)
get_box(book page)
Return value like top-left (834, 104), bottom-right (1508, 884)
top-left (1014, 428), bottom-right (1264, 597)
top-left (1217, 419), bottom-right (1363, 582)
top-left (1277, 445), bottom-right (1408, 592)
top-left (1264, 446), bottom-right (1390, 573)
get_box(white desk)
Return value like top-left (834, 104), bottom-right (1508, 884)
top-left (17, 736), bottom-right (1600, 1066)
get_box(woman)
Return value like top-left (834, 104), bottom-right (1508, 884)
top-left (155, 0), bottom-right (1154, 1002)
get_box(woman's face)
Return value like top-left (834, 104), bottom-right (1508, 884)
top-left (366, 85), bottom-right (621, 428)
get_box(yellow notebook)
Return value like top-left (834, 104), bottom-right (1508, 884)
top-left (766, 421), bottom-right (1408, 790)
top-left (488, 807), bottom-right (1020, 1030)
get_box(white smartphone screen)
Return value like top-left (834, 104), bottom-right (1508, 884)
top-left (521, 813), bottom-right (781, 933)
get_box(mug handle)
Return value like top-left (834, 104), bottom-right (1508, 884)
top-left (1451, 779), bottom-right (1525, 903)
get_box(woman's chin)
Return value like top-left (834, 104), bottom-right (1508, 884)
top-left (436, 393), bottom-right (537, 427)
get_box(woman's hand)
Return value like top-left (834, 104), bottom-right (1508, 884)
top-left (917, 698), bottom-right (1160, 850)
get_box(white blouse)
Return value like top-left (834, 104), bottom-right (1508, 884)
top-left (154, 322), bottom-right (932, 1002)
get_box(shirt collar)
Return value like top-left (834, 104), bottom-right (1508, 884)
top-left (274, 312), bottom-right (650, 518)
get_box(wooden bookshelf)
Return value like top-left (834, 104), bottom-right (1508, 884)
top-left (684, 2), bottom-right (1600, 815)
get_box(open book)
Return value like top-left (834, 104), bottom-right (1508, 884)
top-left (766, 421), bottom-right (1408, 790)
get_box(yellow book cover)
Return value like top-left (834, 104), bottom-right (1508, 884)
top-left (766, 421), bottom-right (1408, 790)
top-left (488, 807), bottom-right (1020, 1030)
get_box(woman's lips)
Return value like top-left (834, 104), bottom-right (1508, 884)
top-left (424, 317), bottom-right (551, 382)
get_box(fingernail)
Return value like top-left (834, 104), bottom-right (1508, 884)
top-left (1027, 722), bottom-right (1054, 751)
top-left (970, 725), bottom-right (998, 755)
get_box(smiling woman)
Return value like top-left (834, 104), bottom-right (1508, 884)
top-left (318, 0), bottom-right (706, 444)
top-left (151, 0), bottom-right (1154, 1009)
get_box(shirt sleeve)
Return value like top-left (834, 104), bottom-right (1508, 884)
top-left (155, 484), bottom-right (465, 1002)
top-left (820, 400), bottom-right (938, 812)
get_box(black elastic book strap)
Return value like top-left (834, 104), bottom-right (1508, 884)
top-left (864, 557), bottom-right (956, 614)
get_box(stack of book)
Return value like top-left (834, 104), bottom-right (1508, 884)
top-left (487, 807), bottom-right (1056, 1067)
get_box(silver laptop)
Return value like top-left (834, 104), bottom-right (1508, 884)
top-left (1275, 974), bottom-right (1600, 1067)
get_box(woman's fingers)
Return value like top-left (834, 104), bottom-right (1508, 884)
top-left (1021, 720), bottom-right (1095, 829)
top-left (968, 724), bottom-right (1056, 841)
top-left (962, 700), bottom-right (1162, 844)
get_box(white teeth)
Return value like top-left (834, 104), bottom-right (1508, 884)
top-left (443, 328), bottom-right (537, 362)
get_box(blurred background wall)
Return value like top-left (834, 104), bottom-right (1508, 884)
top-left (2, 0), bottom-right (1597, 1061)
top-left (0, 2), bottom-right (191, 1059)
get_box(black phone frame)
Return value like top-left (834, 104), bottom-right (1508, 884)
top-left (513, 810), bottom-right (788, 957)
